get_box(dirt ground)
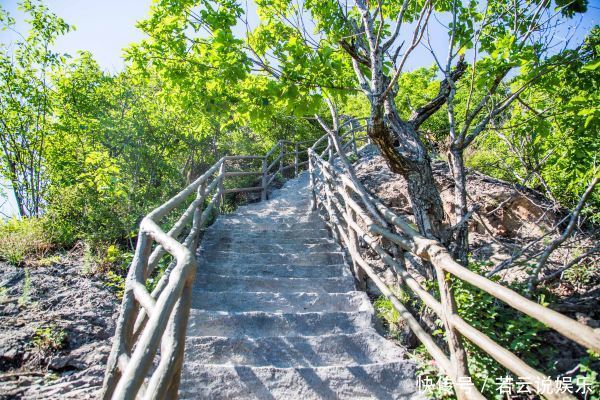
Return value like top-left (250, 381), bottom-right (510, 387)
top-left (354, 146), bottom-right (599, 301)
top-left (0, 259), bottom-right (118, 399)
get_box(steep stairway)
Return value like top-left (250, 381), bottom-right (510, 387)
top-left (179, 173), bottom-right (421, 399)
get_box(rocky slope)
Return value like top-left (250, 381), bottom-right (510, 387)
top-left (0, 259), bottom-right (117, 399)
top-left (356, 147), bottom-right (595, 268)
top-left (353, 144), bottom-right (598, 320)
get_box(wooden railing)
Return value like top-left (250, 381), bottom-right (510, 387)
top-left (307, 124), bottom-right (600, 400)
top-left (100, 120), bottom-right (598, 400)
top-left (100, 139), bottom-right (319, 400)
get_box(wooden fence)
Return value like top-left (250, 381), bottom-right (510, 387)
top-left (100, 119), bottom-right (598, 400)
top-left (100, 139), bottom-right (318, 400)
top-left (308, 124), bottom-right (600, 400)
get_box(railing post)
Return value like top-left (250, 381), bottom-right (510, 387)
top-left (344, 184), bottom-right (366, 290)
top-left (294, 142), bottom-right (299, 177)
top-left (190, 181), bottom-right (207, 251)
top-left (218, 161), bottom-right (226, 211)
top-left (352, 130), bottom-right (358, 157)
top-left (328, 136), bottom-right (334, 161)
top-left (435, 266), bottom-right (471, 399)
top-left (323, 180), bottom-right (340, 243)
top-left (101, 231), bottom-right (153, 399)
top-left (309, 152), bottom-right (317, 211)
top-left (278, 141), bottom-right (285, 174)
top-left (261, 158), bottom-right (267, 201)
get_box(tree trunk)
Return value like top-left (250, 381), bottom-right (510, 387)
top-left (448, 146), bottom-right (469, 266)
top-left (4, 156), bottom-right (28, 217)
top-left (369, 106), bottom-right (447, 241)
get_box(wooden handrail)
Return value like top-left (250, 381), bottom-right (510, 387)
top-left (307, 127), bottom-right (597, 399)
top-left (102, 137), bottom-right (323, 399)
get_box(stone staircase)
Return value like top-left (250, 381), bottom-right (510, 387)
top-left (178, 173), bottom-right (421, 399)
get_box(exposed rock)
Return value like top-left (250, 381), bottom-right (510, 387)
top-left (353, 145), bottom-right (598, 286)
top-left (0, 261), bottom-right (118, 399)
top-left (355, 149), bottom-right (560, 239)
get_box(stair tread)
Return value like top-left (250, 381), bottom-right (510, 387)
top-left (194, 274), bottom-right (356, 293)
top-left (182, 172), bottom-right (419, 398)
top-left (184, 331), bottom-right (406, 367)
top-left (179, 361), bottom-right (420, 400)
top-left (187, 309), bottom-right (374, 337)
top-left (196, 263), bottom-right (351, 278)
top-left (190, 291), bottom-right (374, 312)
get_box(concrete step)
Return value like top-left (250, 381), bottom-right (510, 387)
top-left (182, 171), bottom-right (419, 398)
top-left (187, 310), bottom-right (374, 337)
top-left (199, 251), bottom-right (345, 265)
top-left (200, 236), bottom-right (336, 247)
top-left (179, 361), bottom-right (420, 400)
top-left (234, 206), bottom-right (313, 216)
top-left (206, 228), bottom-right (331, 240)
top-left (194, 274), bottom-right (355, 293)
top-left (190, 291), bottom-right (374, 313)
top-left (217, 213), bottom-right (322, 225)
top-left (199, 241), bottom-right (340, 254)
top-left (184, 331), bottom-right (405, 367)
top-left (213, 221), bottom-right (326, 231)
top-left (197, 262), bottom-right (351, 279)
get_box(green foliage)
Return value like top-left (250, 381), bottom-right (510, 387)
top-left (31, 324), bottom-right (67, 352)
top-left (574, 351), bottom-right (600, 400)
top-left (100, 244), bottom-right (131, 297)
top-left (0, 0), bottom-right (72, 217)
top-left (104, 271), bottom-right (126, 299)
top-left (388, 261), bottom-right (566, 399)
top-left (564, 258), bottom-right (597, 286)
top-left (0, 1), bottom-right (324, 260)
top-left (452, 262), bottom-right (551, 398)
top-left (145, 254), bottom-right (173, 293)
top-left (346, 153), bottom-right (359, 164)
top-left (467, 28), bottom-right (600, 217)
top-left (373, 296), bottom-right (400, 332)
top-left (0, 217), bottom-right (52, 265)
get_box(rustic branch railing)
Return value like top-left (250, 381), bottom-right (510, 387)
top-left (101, 139), bottom-right (321, 400)
top-left (99, 121), bottom-right (597, 400)
top-left (307, 126), bottom-right (600, 400)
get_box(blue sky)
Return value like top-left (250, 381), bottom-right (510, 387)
top-left (0, 0), bottom-right (153, 72)
top-left (1, 0), bottom-right (598, 72)
top-left (0, 0), bottom-right (598, 218)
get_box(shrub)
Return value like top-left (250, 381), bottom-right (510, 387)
top-left (451, 263), bottom-right (551, 399)
top-left (0, 217), bottom-right (53, 265)
top-left (376, 261), bottom-right (570, 399)
top-left (101, 244), bottom-right (132, 298)
top-left (373, 296), bottom-right (400, 337)
top-left (31, 325), bottom-right (67, 353)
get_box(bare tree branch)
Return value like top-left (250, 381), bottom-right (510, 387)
top-left (528, 177), bottom-right (599, 291)
top-left (409, 55), bottom-right (467, 129)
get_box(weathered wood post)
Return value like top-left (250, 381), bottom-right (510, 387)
top-left (218, 161), bottom-right (226, 211)
top-left (323, 180), bottom-right (340, 243)
top-left (294, 142), bottom-right (299, 177)
top-left (278, 141), bottom-right (285, 175)
top-left (308, 152), bottom-right (318, 211)
top-left (261, 157), bottom-right (267, 201)
top-left (352, 130), bottom-right (358, 157)
top-left (101, 231), bottom-right (153, 399)
top-left (435, 267), bottom-right (470, 399)
top-left (328, 137), bottom-right (334, 162)
top-left (344, 183), bottom-right (366, 290)
top-left (191, 180), bottom-right (207, 250)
